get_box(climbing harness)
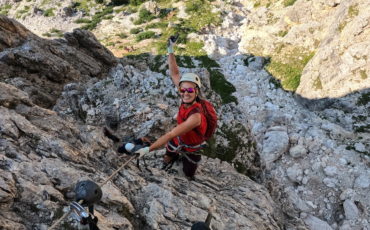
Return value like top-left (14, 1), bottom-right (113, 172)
top-left (163, 137), bottom-right (205, 172)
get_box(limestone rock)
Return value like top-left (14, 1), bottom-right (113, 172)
top-left (0, 16), bottom-right (117, 109)
top-left (289, 144), bottom-right (307, 158)
top-left (343, 199), bottom-right (359, 220)
top-left (304, 215), bottom-right (333, 230)
top-left (0, 15), bottom-right (36, 51)
top-left (261, 127), bottom-right (289, 169)
top-left (354, 174), bottom-right (370, 189)
top-left (0, 17), bottom-right (279, 229)
top-left (286, 164), bottom-right (303, 183)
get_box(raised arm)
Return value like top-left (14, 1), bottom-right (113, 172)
top-left (168, 53), bottom-right (180, 87)
top-left (167, 36), bottom-right (181, 87)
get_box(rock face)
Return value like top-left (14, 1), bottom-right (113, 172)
top-left (1, 0), bottom-right (370, 229)
top-left (200, 1), bottom-right (370, 230)
top-left (239, 0), bottom-right (370, 99)
top-left (0, 15), bottom-right (117, 109)
top-left (296, 0), bottom-right (370, 99)
top-left (0, 17), bottom-right (280, 229)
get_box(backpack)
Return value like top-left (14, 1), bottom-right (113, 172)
top-left (198, 99), bottom-right (218, 141)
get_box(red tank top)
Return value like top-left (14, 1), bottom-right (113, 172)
top-left (173, 102), bottom-right (207, 152)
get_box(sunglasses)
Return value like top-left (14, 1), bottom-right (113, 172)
top-left (179, 87), bottom-right (196, 93)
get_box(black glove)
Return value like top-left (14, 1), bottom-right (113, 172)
top-left (167, 34), bottom-right (179, 53)
top-left (81, 215), bottom-right (100, 230)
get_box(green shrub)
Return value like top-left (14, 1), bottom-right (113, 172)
top-left (185, 0), bottom-right (204, 13)
top-left (183, 0), bottom-right (221, 31)
top-left (81, 6), bottom-right (113, 30)
top-left (117, 33), bottom-right (128, 38)
top-left (145, 22), bottom-right (168, 29)
top-left (130, 28), bottom-right (142, 34)
top-left (0, 4), bottom-right (12, 15)
top-left (277, 30), bottom-right (288, 37)
top-left (338, 21), bottom-right (347, 32)
top-left (134, 8), bottom-right (155, 25)
top-left (43, 8), bottom-right (55, 17)
top-left (16, 6), bottom-right (30, 18)
top-left (95, 0), bottom-right (104, 3)
top-left (129, 0), bottom-right (147, 6)
top-left (313, 77), bottom-right (323, 89)
top-left (348, 4), bottom-right (359, 17)
top-left (183, 41), bottom-right (206, 56)
top-left (158, 8), bottom-right (171, 18)
top-left (42, 32), bottom-right (52, 37)
top-left (111, 0), bottom-right (129, 6)
top-left (75, 18), bottom-right (91, 23)
top-left (360, 70), bottom-right (368, 79)
top-left (103, 15), bottom-right (114, 20)
top-left (136, 31), bottom-right (155, 41)
top-left (357, 92), bottom-right (370, 105)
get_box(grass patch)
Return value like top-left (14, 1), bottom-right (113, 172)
top-left (42, 28), bottom-right (64, 38)
top-left (72, 0), bottom-right (100, 13)
top-left (354, 125), bottom-right (370, 133)
top-left (269, 77), bottom-right (282, 89)
top-left (183, 0), bottom-right (221, 31)
top-left (136, 31), bottom-right (156, 41)
top-left (74, 18), bottom-right (91, 23)
top-left (195, 55), bottom-right (220, 68)
top-left (117, 32), bottom-right (128, 38)
top-left (111, 0), bottom-right (129, 6)
top-left (133, 8), bottom-right (155, 25)
top-left (313, 77), bottom-right (323, 90)
top-left (283, 0), bottom-right (297, 7)
top-left (348, 4), bottom-right (359, 17)
top-left (181, 41), bottom-right (206, 57)
top-left (130, 28), bottom-right (142, 34)
top-left (129, 0), bottom-right (147, 6)
top-left (266, 49), bottom-right (315, 91)
top-left (158, 8), bottom-right (171, 18)
top-left (0, 4), bottom-right (12, 15)
top-left (277, 30), bottom-right (288, 37)
top-left (42, 32), bottom-right (52, 37)
top-left (357, 92), bottom-right (370, 105)
top-left (50, 28), bottom-right (64, 37)
top-left (145, 22), bottom-right (168, 29)
top-left (81, 6), bottom-right (114, 30)
top-left (148, 55), bottom-right (167, 75)
top-left (353, 115), bottom-right (367, 122)
top-left (202, 124), bottom-right (251, 162)
top-left (43, 8), bottom-right (55, 17)
top-left (41, 0), bottom-right (51, 6)
top-left (338, 21), bottom-right (347, 32)
top-left (360, 70), bottom-right (368, 79)
top-left (209, 69), bottom-right (237, 104)
top-left (16, 6), bottom-right (30, 18)
top-left (176, 56), bottom-right (196, 68)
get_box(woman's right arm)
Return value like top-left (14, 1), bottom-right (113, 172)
top-left (168, 53), bottom-right (180, 87)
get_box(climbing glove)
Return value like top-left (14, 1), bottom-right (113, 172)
top-left (135, 147), bottom-right (150, 159)
top-left (167, 35), bottom-right (178, 54)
